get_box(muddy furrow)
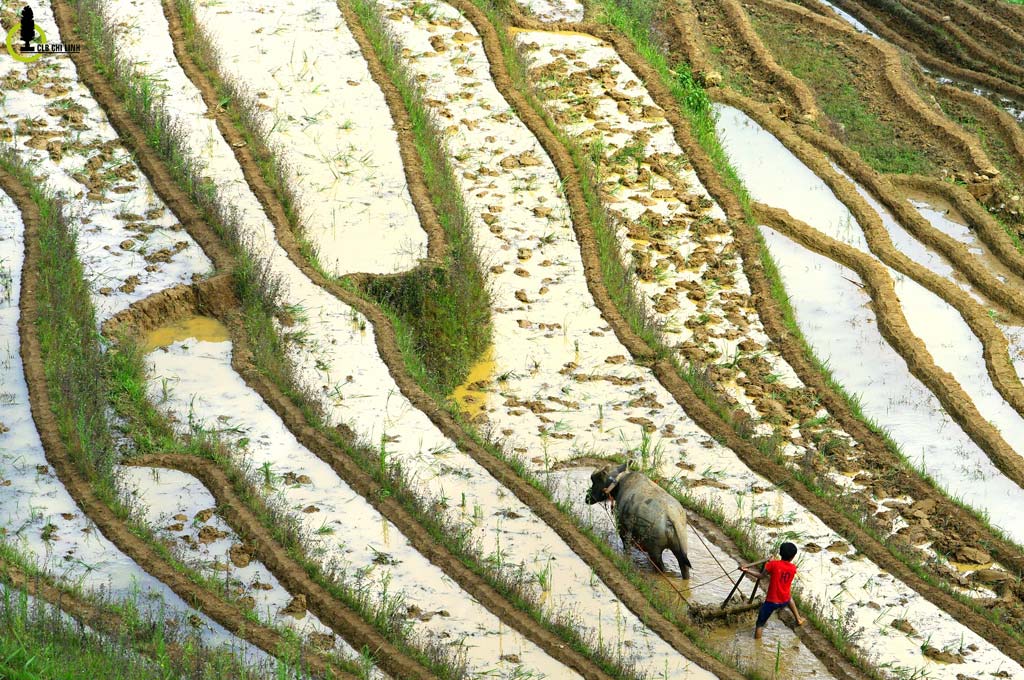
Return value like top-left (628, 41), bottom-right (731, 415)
top-left (516, 29), bottom-right (827, 489)
top-left (872, 0), bottom-right (1024, 86)
top-left (704, 0), bottom-right (1024, 284)
top-left (172, 0), bottom-right (746, 673)
top-left (0, 559), bottom-right (141, 644)
top-left (976, 0), bottom-right (1024, 35)
top-left (159, 0), bottom-right (429, 280)
top-left (715, 0), bottom-right (819, 120)
top-left (153, 0), bottom-right (732, 674)
top-left (746, 0), bottom-right (998, 177)
top-left (936, 85), bottom-right (1024, 181)
top-left (0, 164), bottom-right (357, 680)
top-left (822, 0), bottom-right (1024, 102)
top-left (753, 199), bottom-right (1024, 643)
top-left (436, 3), bottom-right (1024, 674)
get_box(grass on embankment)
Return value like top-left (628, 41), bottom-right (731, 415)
top-left (745, 11), bottom-right (934, 175)
top-left (0, 550), bottom-right (278, 680)
top-left (0, 587), bottom-right (190, 680)
top-left (347, 0), bottom-right (492, 393)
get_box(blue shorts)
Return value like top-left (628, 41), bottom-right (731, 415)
top-left (756, 600), bottom-right (790, 627)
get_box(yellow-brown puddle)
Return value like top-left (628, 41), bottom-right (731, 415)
top-left (450, 347), bottom-right (496, 418)
top-left (144, 316), bottom-right (230, 352)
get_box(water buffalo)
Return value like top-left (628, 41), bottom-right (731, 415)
top-left (585, 462), bottom-right (691, 578)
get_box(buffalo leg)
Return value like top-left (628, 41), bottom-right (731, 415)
top-left (671, 548), bottom-right (691, 579)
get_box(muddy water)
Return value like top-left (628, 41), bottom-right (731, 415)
top-left (0, 1), bottom-right (211, 325)
top-left (128, 0), bottom-right (427, 277)
top-left (449, 346), bottom-right (496, 418)
top-left (143, 315), bottom-right (231, 351)
top-left (547, 468), bottom-right (835, 680)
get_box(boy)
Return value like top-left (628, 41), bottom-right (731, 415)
top-left (740, 542), bottom-right (805, 639)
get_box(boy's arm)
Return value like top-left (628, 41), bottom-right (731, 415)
top-left (740, 563), bottom-right (769, 578)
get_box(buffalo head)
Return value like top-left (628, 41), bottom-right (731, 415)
top-left (585, 462), bottom-right (628, 504)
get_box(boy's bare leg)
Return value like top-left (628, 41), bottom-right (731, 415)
top-left (754, 625), bottom-right (764, 640)
top-left (787, 600), bottom-right (805, 625)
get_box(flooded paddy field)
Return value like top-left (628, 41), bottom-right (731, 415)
top-left (3, 0), bottom-right (1024, 676)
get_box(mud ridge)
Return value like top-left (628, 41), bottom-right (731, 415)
top-left (936, 84), bottom-right (1024, 181)
top-left (665, 0), bottom-right (717, 85)
top-left (899, 0), bottom-right (1024, 83)
top-left (974, 0), bottom-right (1024, 35)
top-left (822, 0), bottom-right (1024, 102)
top-left (923, 0), bottom-right (1024, 60)
top-left (714, 0), bottom-right (819, 120)
top-left (100, 275), bottom-right (235, 340)
top-left (489, 7), bottom-right (1024, 664)
top-left (715, 88), bottom-right (1024, 460)
top-left (891, 174), bottom-right (1024, 279)
top-left (746, 0), bottom-right (998, 177)
top-left (0, 162), bottom-right (357, 680)
top-left (441, 0), bottom-right (1024, 670)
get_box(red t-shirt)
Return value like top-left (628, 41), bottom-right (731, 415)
top-left (764, 560), bottom-right (797, 603)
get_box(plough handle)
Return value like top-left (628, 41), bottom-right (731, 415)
top-left (719, 559), bottom-right (768, 610)
top-left (747, 563), bottom-right (767, 604)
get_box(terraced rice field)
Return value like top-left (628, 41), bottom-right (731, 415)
top-left (2, 0), bottom-right (1024, 677)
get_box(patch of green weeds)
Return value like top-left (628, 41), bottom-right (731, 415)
top-left (748, 13), bottom-right (933, 175)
